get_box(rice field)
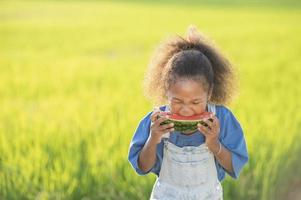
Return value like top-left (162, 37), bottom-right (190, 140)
top-left (0, 1), bottom-right (301, 199)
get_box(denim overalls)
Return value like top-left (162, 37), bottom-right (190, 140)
top-left (150, 104), bottom-right (223, 200)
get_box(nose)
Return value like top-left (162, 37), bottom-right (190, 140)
top-left (179, 106), bottom-right (194, 116)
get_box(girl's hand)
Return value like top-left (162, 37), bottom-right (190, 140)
top-left (149, 109), bottom-right (174, 145)
top-left (197, 115), bottom-right (221, 154)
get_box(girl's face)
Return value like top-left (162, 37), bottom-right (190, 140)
top-left (167, 79), bottom-right (211, 116)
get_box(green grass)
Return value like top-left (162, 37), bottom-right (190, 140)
top-left (0, 1), bottom-right (301, 199)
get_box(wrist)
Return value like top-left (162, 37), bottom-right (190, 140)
top-left (148, 134), bottom-right (161, 145)
top-left (208, 141), bottom-right (221, 155)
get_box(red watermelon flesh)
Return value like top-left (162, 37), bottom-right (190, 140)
top-left (158, 111), bottom-right (214, 133)
top-left (161, 112), bottom-right (212, 121)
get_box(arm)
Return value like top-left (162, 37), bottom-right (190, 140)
top-left (209, 141), bottom-right (233, 174)
top-left (198, 109), bottom-right (249, 179)
top-left (138, 110), bottom-right (174, 173)
top-left (138, 137), bottom-right (159, 173)
top-left (198, 115), bottom-right (234, 173)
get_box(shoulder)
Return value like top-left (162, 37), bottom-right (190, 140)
top-left (214, 105), bottom-right (244, 140)
top-left (138, 111), bottom-right (152, 127)
top-left (215, 105), bottom-right (233, 118)
top-left (214, 104), bottom-right (241, 126)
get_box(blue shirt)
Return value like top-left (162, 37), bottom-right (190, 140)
top-left (128, 105), bottom-right (248, 181)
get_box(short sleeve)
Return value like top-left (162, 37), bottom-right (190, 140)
top-left (218, 108), bottom-right (249, 179)
top-left (128, 112), bottom-right (161, 175)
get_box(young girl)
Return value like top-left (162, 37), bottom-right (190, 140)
top-left (128, 26), bottom-right (248, 200)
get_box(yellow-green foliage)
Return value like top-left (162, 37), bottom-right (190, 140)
top-left (0, 1), bottom-right (301, 199)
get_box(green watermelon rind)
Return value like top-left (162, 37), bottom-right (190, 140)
top-left (160, 119), bottom-right (209, 133)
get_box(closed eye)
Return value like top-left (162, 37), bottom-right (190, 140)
top-left (171, 99), bottom-right (183, 104)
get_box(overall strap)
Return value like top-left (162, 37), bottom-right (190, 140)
top-left (207, 103), bottom-right (216, 115)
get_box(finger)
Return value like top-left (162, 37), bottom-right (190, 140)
top-left (212, 115), bottom-right (220, 127)
top-left (208, 116), bottom-right (220, 132)
top-left (204, 118), bottom-right (214, 129)
top-left (159, 126), bottom-right (175, 134)
top-left (154, 115), bottom-right (170, 125)
top-left (158, 123), bottom-right (174, 131)
top-left (151, 119), bottom-right (170, 133)
top-left (150, 111), bottom-right (161, 122)
top-left (198, 119), bottom-right (212, 130)
top-left (198, 123), bottom-right (211, 136)
top-left (150, 114), bottom-right (159, 123)
top-left (152, 126), bottom-right (175, 136)
top-left (162, 127), bottom-right (175, 133)
top-left (203, 114), bottom-right (218, 129)
top-left (152, 121), bottom-right (174, 133)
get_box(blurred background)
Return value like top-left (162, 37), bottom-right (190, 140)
top-left (0, 0), bottom-right (301, 199)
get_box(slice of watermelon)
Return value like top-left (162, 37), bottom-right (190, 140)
top-left (158, 111), bottom-right (213, 134)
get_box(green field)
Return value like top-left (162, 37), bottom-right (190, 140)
top-left (1, 1), bottom-right (301, 199)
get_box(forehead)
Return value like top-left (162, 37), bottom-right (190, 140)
top-left (167, 79), bottom-right (209, 100)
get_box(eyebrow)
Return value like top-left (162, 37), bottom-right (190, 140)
top-left (172, 97), bottom-right (204, 102)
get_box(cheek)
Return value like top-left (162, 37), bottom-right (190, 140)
top-left (168, 102), bottom-right (181, 113)
top-left (169, 102), bottom-right (207, 114)
top-left (194, 104), bottom-right (207, 114)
